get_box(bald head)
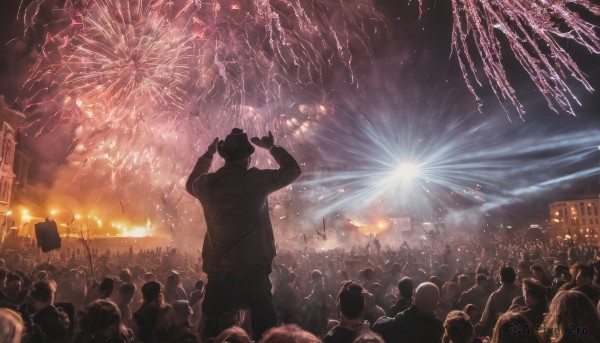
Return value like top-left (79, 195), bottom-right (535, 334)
top-left (414, 282), bottom-right (440, 314)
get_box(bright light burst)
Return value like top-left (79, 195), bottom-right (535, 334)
top-left (394, 162), bottom-right (421, 183)
top-left (300, 109), bottom-right (600, 220)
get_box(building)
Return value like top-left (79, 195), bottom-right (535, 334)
top-left (549, 196), bottom-right (600, 241)
top-left (0, 98), bottom-right (25, 243)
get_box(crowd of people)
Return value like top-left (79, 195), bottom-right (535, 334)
top-left (0, 232), bottom-right (599, 343)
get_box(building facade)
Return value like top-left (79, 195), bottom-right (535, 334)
top-left (0, 98), bottom-right (24, 242)
top-left (549, 196), bottom-right (600, 241)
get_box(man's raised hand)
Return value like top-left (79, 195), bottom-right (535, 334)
top-left (251, 131), bottom-right (275, 149)
top-left (207, 137), bottom-right (219, 154)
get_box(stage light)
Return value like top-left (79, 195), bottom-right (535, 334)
top-left (395, 163), bottom-right (420, 183)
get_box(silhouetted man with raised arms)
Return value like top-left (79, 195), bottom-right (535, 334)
top-left (186, 128), bottom-right (301, 341)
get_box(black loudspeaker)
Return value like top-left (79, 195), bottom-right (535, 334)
top-left (35, 219), bottom-right (62, 253)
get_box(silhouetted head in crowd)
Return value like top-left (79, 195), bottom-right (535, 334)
top-left (475, 274), bottom-right (487, 286)
top-left (337, 281), bottom-right (364, 320)
top-left (311, 270), bottom-right (324, 290)
top-left (576, 264), bottom-right (594, 287)
top-left (353, 332), bottom-right (384, 343)
top-left (29, 281), bottom-right (54, 311)
top-left (414, 282), bottom-right (440, 314)
top-left (259, 324), bottom-right (321, 343)
top-left (118, 269), bottom-right (132, 283)
top-left (462, 304), bottom-right (480, 325)
top-left (79, 300), bottom-right (124, 340)
top-left (213, 326), bottom-right (252, 343)
top-left (218, 128), bottom-right (255, 168)
top-left (99, 277), bottom-right (115, 299)
top-left (443, 311), bottom-right (473, 343)
top-left (141, 281), bottom-right (164, 306)
top-left (521, 278), bottom-right (546, 307)
top-left (398, 277), bottom-right (414, 299)
top-left (500, 267), bottom-right (516, 284)
top-left (118, 283), bottom-right (136, 304)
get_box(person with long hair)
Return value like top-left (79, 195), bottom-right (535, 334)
top-left (541, 290), bottom-right (600, 343)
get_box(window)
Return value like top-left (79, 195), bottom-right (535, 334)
top-left (588, 207), bottom-right (592, 215)
top-left (590, 219), bottom-right (594, 225)
top-left (0, 123), bottom-right (15, 169)
top-left (595, 207), bottom-right (598, 215)
top-left (0, 177), bottom-right (10, 204)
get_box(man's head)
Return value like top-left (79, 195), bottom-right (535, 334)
top-left (337, 281), bottom-right (365, 320)
top-left (576, 264), bottom-right (594, 287)
top-left (522, 278), bottom-right (546, 307)
top-left (118, 282), bottom-right (136, 304)
top-left (6, 273), bottom-right (22, 296)
top-left (398, 277), bottom-right (414, 299)
top-left (99, 277), bottom-right (115, 298)
top-left (218, 128), bottom-right (255, 165)
top-left (414, 282), bottom-right (440, 314)
top-left (500, 267), bottom-right (516, 284)
top-left (311, 270), bottom-right (324, 289)
top-left (475, 274), bottom-right (487, 286)
top-left (29, 281), bottom-right (54, 310)
top-left (457, 274), bottom-right (471, 291)
top-left (142, 281), bottom-right (162, 303)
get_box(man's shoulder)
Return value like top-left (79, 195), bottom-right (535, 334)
top-left (323, 325), bottom-right (355, 342)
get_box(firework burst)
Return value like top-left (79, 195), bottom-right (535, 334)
top-left (450, 0), bottom-right (600, 118)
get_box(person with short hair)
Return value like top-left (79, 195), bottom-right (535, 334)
top-left (72, 299), bottom-right (133, 343)
top-left (478, 267), bottom-right (520, 336)
top-left (509, 278), bottom-right (547, 328)
top-left (573, 264), bottom-right (600, 305)
top-left (389, 277), bottom-right (413, 317)
top-left (186, 129), bottom-right (301, 341)
top-left (323, 281), bottom-right (368, 343)
top-left (372, 282), bottom-right (444, 343)
top-left (132, 281), bottom-right (175, 343)
top-left (29, 281), bottom-right (70, 343)
top-left (164, 272), bottom-right (187, 305)
top-left (457, 274), bottom-right (487, 311)
top-left (300, 270), bottom-right (337, 337)
top-left (117, 282), bottom-right (136, 328)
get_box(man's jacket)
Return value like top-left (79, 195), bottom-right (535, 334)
top-left (186, 146), bottom-right (301, 277)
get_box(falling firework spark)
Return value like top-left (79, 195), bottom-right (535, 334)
top-left (450, 0), bottom-right (600, 118)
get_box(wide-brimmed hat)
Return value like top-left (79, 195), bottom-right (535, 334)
top-left (218, 128), bottom-right (255, 160)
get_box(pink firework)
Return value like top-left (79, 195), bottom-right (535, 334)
top-left (450, 0), bottom-right (600, 118)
